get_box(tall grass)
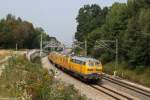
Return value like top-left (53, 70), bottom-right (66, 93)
top-left (104, 62), bottom-right (150, 87)
top-left (0, 50), bottom-right (13, 60)
top-left (0, 56), bottom-right (86, 100)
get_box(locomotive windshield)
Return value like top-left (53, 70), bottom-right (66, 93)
top-left (88, 60), bottom-right (101, 67)
top-left (71, 58), bottom-right (86, 65)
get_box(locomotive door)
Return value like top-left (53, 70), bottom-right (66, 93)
top-left (80, 61), bottom-right (85, 73)
top-left (80, 64), bottom-right (82, 73)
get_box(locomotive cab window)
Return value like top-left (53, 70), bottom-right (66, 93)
top-left (88, 61), bottom-right (94, 67)
top-left (72, 59), bottom-right (85, 65)
top-left (75, 60), bottom-right (82, 65)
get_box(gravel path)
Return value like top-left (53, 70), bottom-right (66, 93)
top-left (41, 56), bottom-right (116, 100)
top-left (26, 49), bottom-right (38, 60)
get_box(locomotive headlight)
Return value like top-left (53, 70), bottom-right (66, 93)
top-left (87, 68), bottom-right (93, 71)
top-left (99, 66), bottom-right (103, 71)
top-left (96, 65), bottom-right (102, 71)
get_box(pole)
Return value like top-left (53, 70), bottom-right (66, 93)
top-left (85, 40), bottom-right (87, 56)
top-left (16, 43), bottom-right (18, 51)
top-left (114, 39), bottom-right (118, 76)
top-left (72, 36), bottom-right (75, 55)
top-left (40, 34), bottom-right (43, 57)
top-left (16, 43), bottom-right (18, 55)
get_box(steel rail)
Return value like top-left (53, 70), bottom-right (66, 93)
top-left (90, 85), bottom-right (121, 100)
top-left (100, 85), bottom-right (133, 100)
top-left (103, 75), bottom-right (150, 97)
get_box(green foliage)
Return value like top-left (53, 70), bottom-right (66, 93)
top-left (75, 4), bottom-right (108, 41)
top-left (0, 14), bottom-right (55, 49)
top-left (104, 62), bottom-right (150, 87)
top-left (0, 56), bottom-right (86, 100)
top-left (31, 57), bottom-right (41, 64)
top-left (75, 1), bottom-right (150, 67)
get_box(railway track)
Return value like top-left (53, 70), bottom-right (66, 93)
top-left (103, 75), bottom-right (150, 98)
top-left (52, 63), bottom-right (134, 99)
top-left (49, 60), bottom-right (142, 99)
top-left (54, 65), bottom-right (135, 99)
top-left (90, 85), bottom-right (134, 100)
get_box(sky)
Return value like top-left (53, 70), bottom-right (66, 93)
top-left (0, 0), bottom-right (127, 46)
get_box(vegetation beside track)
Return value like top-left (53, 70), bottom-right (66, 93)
top-left (75, 0), bottom-right (150, 88)
top-left (0, 50), bottom-right (13, 60)
top-left (0, 56), bottom-right (86, 100)
top-left (0, 14), bottom-right (59, 49)
top-left (104, 62), bottom-right (150, 87)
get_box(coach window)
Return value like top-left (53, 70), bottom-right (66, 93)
top-left (75, 60), bottom-right (79, 64)
top-left (74, 59), bottom-right (76, 62)
top-left (78, 60), bottom-right (81, 64)
top-left (72, 59), bottom-right (76, 63)
top-left (79, 60), bottom-right (84, 65)
top-left (72, 59), bottom-right (74, 62)
top-left (80, 61), bottom-right (85, 65)
top-left (75, 60), bottom-right (80, 64)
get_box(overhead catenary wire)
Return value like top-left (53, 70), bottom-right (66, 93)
top-left (94, 39), bottom-right (118, 76)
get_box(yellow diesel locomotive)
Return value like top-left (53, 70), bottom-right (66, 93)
top-left (48, 52), bottom-right (103, 82)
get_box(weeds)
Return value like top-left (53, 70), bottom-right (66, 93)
top-left (0, 56), bottom-right (86, 100)
top-left (104, 62), bottom-right (150, 87)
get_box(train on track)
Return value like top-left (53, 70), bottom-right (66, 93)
top-left (48, 52), bottom-right (103, 83)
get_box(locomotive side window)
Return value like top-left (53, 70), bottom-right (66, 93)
top-left (72, 59), bottom-right (85, 65)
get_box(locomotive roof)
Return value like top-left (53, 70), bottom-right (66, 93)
top-left (52, 52), bottom-right (99, 62)
top-left (72, 56), bottom-right (99, 62)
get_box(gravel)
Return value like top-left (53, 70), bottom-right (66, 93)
top-left (102, 78), bottom-right (150, 100)
top-left (41, 56), bottom-right (115, 100)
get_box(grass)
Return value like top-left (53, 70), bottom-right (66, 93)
top-left (0, 50), bottom-right (13, 60)
top-left (104, 62), bottom-right (150, 87)
top-left (0, 56), bottom-right (87, 100)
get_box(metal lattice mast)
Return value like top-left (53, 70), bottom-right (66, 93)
top-left (40, 34), bottom-right (43, 57)
top-left (115, 39), bottom-right (118, 73)
top-left (73, 40), bottom-right (87, 56)
top-left (95, 39), bottom-right (119, 76)
top-left (85, 40), bottom-right (87, 56)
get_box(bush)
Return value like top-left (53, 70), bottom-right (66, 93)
top-left (0, 56), bottom-right (86, 100)
top-left (104, 62), bottom-right (150, 87)
top-left (31, 57), bottom-right (41, 64)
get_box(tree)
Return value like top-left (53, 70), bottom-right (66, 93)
top-left (0, 14), bottom-right (58, 49)
top-left (75, 4), bottom-right (108, 41)
top-left (75, 0), bottom-right (150, 67)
